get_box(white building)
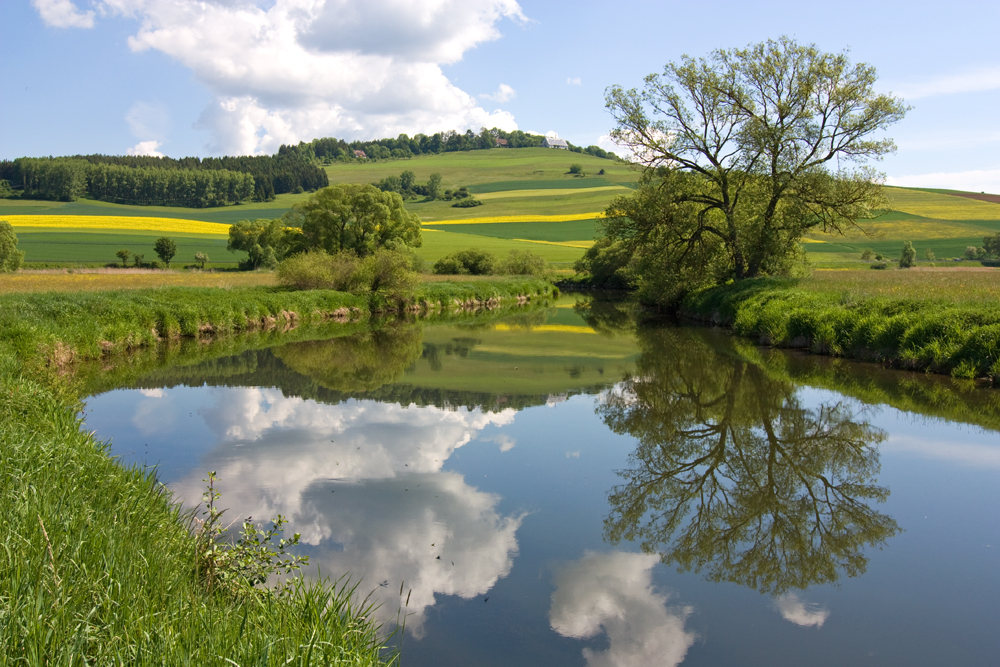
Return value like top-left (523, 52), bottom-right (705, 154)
top-left (542, 137), bottom-right (569, 149)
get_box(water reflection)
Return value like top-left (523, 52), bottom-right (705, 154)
top-left (549, 551), bottom-right (696, 667)
top-left (601, 328), bottom-right (901, 595)
top-left (166, 389), bottom-right (523, 632)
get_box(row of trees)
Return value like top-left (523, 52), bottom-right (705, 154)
top-left (300, 128), bottom-right (616, 162)
top-left (1, 150), bottom-right (328, 205)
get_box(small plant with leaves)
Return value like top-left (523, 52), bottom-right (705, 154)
top-left (195, 471), bottom-right (309, 597)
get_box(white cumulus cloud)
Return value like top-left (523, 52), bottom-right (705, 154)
top-left (32, 0), bottom-right (95, 28)
top-left (774, 592), bottom-right (830, 628)
top-left (126, 140), bottom-right (165, 157)
top-left (889, 66), bottom-right (1000, 100)
top-left (50, 0), bottom-right (526, 154)
top-left (480, 83), bottom-right (516, 103)
top-left (549, 551), bottom-right (696, 667)
top-left (567, 77), bottom-right (581, 86)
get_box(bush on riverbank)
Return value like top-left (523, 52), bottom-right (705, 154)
top-left (682, 277), bottom-right (1000, 381)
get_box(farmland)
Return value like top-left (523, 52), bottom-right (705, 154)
top-left (4, 148), bottom-right (1000, 270)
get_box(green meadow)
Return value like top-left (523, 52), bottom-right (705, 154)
top-left (6, 149), bottom-right (1000, 270)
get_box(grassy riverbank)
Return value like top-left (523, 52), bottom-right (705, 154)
top-left (682, 271), bottom-right (1000, 382)
top-left (0, 278), bottom-right (553, 664)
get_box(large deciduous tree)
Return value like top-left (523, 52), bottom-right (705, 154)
top-left (227, 218), bottom-right (288, 270)
top-left (286, 184), bottom-right (421, 256)
top-left (601, 36), bottom-right (907, 304)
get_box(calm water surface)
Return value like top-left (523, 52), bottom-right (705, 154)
top-left (82, 296), bottom-right (1000, 666)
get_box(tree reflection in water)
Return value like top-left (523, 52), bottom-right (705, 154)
top-left (601, 328), bottom-right (900, 595)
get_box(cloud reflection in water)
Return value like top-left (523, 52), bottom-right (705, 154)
top-left (166, 386), bottom-right (522, 633)
top-left (549, 551), bottom-right (696, 667)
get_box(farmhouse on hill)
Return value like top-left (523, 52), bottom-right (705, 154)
top-left (495, 137), bottom-right (509, 147)
top-left (542, 137), bottom-right (569, 149)
top-left (353, 150), bottom-right (367, 158)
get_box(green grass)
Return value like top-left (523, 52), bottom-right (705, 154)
top-left (467, 178), bottom-right (623, 193)
top-left (682, 272), bottom-right (1000, 381)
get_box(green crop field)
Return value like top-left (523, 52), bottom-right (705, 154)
top-left (7, 150), bottom-right (1000, 271)
top-left (13, 229), bottom-right (234, 265)
top-left (424, 219), bottom-right (599, 243)
top-left (804, 185), bottom-right (1000, 267)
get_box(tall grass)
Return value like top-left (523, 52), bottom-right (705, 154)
top-left (0, 351), bottom-right (395, 665)
top-left (683, 275), bottom-right (1000, 381)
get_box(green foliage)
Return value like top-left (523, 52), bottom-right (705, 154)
top-left (451, 198), bottom-right (483, 208)
top-left (277, 248), bottom-right (418, 303)
top-left (227, 218), bottom-right (287, 270)
top-left (153, 236), bottom-right (177, 267)
top-left (287, 184), bottom-right (422, 256)
top-left (427, 173), bottom-right (443, 200)
top-left (861, 248), bottom-right (874, 261)
top-left (574, 237), bottom-right (634, 289)
top-left (871, 260), bottom-right (889, 270)
top-left (604, 36), bottom-right (905, 299)
top-left (0, 220), bottom-right (25, 272)
top-left (683, 278), bottom-right (1000, 382)
top-left (133, 253), bottom-right (144, 268)
top-left (497, 249), bottom-right (547, 276)
top-left (194, 251), bottom-right (209, 269)
top-left (965, 245), bottom-right (986, 260)
top-left (899, 241), bottom-right (917, 268)
top-left (568, 164), bottom-right (583, 175)
top-left (923, 248), bottom-right (936, 262)
top-left (433, 248), bottom-right (497, 275)
top-left (982, 232), bottom-right (1000, 258)
top-left (0, 179), bottom-right (15, 198)
top-left (116, 248), bottom-right (131, 267)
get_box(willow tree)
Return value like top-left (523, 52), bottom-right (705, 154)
top-left (601, 37), bottom-right (907, 302)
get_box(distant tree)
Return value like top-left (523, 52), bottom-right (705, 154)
top-left (194, 251), bottom-right (209, 269)
top-left (228, 218), bottom-right (287, 270)
top-left (115, 249), bottom-right (131, 267)
top-left (154, 237), bottom-right (177, 268)
top-left (286, 184), bottom-right (422, 257)
top-left (433, 248), bottom-right (497, 275)
top-left (400, 170), bottom-right (416, 192)
top-left (982, 232), bottom-right (1000, 259)
top-left (427, 173), bottom-right (443, 200)
top-left (498, 249), bottom-right (547, 276)
top-left (861, 249), bottom-right (874, 261)
top-left (568, 164), bottom-right (583, 175)
top-left (0, 221), bottom-right (25, 272)
top-left (898, 241), bottom-right (916, 268)
top-left (923, 248), bottom-right (936, 262)
top-left (133, 253), bottom-right (144, 267)
top-left (965, 246), bottom-right (986, 260)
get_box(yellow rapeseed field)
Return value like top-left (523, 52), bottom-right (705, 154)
top-left (4, 215), bottom-right (229, 235)
top-left (423, 212), bottom-right (604, 225)
top-left (887, 188), bottom-right (1000, 221)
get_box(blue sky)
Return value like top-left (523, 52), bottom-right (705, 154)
top-left (4, 0), bottom-right (1000, 191)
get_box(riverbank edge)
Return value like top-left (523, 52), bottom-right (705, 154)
top-left (0, 278), bottom-right (554, 664)
top-left (680, 278), bottom-right (1000, 384)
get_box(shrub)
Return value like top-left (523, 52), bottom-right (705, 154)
top-left (923, 249), bottom-right (936, 262)
top-left (899, 241), bottom-right (916, 269)
top-left (965, 246), bottom-right (986, 260)
top-left (433, 248), bottom-right (497, 275)
top-left (366, 248), bottom-right (418, 302)
top-left (452, 198), bottom-right (483, 208)
top-left (871, 261), bottom-right (889, 270)
top-left (498, 249), bottom-right (546, 276)
top-left (278, 249), bottom-right (368, 292)
top-left (568, 164), bottom-right (583, 175)
top-left (861, 248), bottom-right (874, 261)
